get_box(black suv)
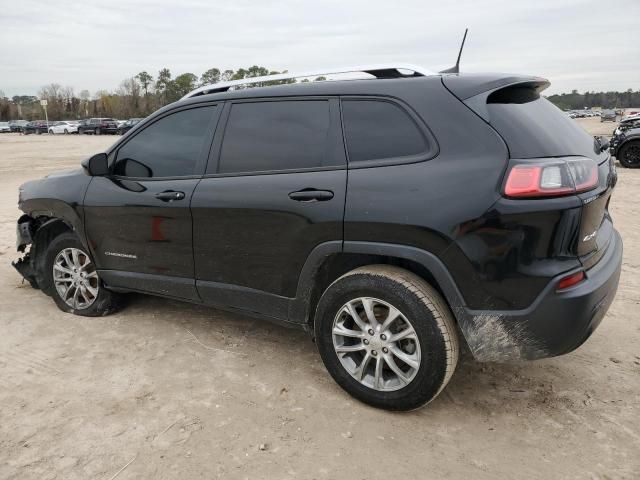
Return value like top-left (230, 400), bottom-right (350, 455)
top-left (13, 66), bottom-right (622, 410)
top-left (78, 118), bottom-right (119, 135)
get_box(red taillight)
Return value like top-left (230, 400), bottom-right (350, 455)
top-left (556, 271), bottom-right (585, 291)
top-left (504, 157), bottom-right (598, 198)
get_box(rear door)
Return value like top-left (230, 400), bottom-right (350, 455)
top-left (84, 103), bottom-right (220, 300)
top-left (191, 98), bottom-right (346, 318)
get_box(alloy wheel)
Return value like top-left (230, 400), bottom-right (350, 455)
top-left (52, 247), bottom-right (99, 309)
top-left (332, 297), bottom-right (421, 391)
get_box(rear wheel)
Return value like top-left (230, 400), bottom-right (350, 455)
top-left (618, 141), bottom-right (640, 168)
top-left (49, 129), bottom-right (54, 135)
top-left (314, 265), bottom-right (459, 411)
top-left (41, 232), bottom-right (122, 316)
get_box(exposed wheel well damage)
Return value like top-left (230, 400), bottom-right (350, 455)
top-left (13, 215), bottom-right (73, 289)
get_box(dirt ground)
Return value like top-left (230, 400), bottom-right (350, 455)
top-left (0, 119), bottom-right (638, 480)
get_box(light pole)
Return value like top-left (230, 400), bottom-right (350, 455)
top-left (40, 99), bottom-right (48, 130)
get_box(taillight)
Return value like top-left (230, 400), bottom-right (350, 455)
top-left (504, 157), bottom-right (598, 198)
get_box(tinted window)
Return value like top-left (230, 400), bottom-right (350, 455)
top-left (342, 100), bottom-right (427, 162)
top-left (486, 86), bottom-right (601, 159)
top-left (218, 100), bottom-right (331, 174)
top-left (114, 106), bottom-right (216, 177)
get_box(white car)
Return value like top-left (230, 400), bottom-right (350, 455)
top-left (0, 122), bottom-right (11, 133)
top-left (48, 121), bottom-right (79, 134)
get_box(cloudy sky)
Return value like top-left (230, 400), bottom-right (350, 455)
top-left (1, 0), bottom-right (639, 97)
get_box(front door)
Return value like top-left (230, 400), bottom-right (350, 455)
top-left (191, 98), bottom-right (347, 318)
top-left (84, 104), bottom-right (220, 300)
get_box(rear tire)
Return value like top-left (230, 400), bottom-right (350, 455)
top-left (40, 232), bottom-right (122, 316)
top-left (618, 141), bottom-right (640, 168)
top-left (314, 265), bottom-right (459, 411)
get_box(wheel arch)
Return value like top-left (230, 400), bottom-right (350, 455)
top-left (290, 241), bottom-right (467, 333)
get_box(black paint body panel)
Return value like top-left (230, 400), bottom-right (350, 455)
top-left (14, 73), bottom-right (623, 361)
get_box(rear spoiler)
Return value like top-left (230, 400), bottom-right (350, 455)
top-left (442, 73), bottom-right (550, 121)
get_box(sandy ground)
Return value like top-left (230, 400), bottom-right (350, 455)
top-left (0, 120), bottom-right (638, 480)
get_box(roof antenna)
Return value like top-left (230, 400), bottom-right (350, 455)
top-left (440, 28), bottom-right (468, 74)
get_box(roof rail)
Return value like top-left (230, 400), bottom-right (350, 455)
top-left (181, 63), bottom-right (435, 100)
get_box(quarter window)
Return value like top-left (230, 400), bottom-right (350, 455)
top-left (217, 100), bottom-right (332, 174)
top-left (341, 99), bottom-right (427, 163)
top-left (114, 106), bottom-right (217, 178)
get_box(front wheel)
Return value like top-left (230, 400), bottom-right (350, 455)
top-left (63, 129), bottom-right (69, 134)
top-left (618, 141), bottom-right (640, 168)
top-left (41, 232), bottom-right (122, 316)
top-left (314, 265), bottom-right (459, 411)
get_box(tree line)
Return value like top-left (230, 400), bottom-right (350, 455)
top-left (545, 89), bottom-right (640, 111)
top-left (0, 66), bottom-right (315, 121)
top-left (0, 68), bottom-right (637, 121)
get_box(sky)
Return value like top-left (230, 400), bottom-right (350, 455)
top-left (1, 0), bottom-right (639, 98)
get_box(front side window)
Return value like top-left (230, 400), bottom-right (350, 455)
top-left (113, 106), bottom-right (217, 178)
top-left (217, 100), bottom-right (332, 174)
top-left (341, 99), bottom-right (428, 163)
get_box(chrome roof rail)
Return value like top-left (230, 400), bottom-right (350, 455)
top-left (181, 64), bottom-right (436, 100)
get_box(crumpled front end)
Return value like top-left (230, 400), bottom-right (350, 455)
top-left (13, 215), bottom-right (40, 288)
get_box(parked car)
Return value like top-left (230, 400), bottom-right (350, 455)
top-left (117, 118), bottom-right (143, 135)
top-left (0, 122), bottom-right (11, 133)
top-left (601, 110), bottom-right (617, 122)
top-left (78, 118), bottom-right (119, 135)
top-left (9, 120), bottom-right (29, 132)
top-left (12, 64), bottom-right (622, 411)
top-left (22, 121), bottom-right (50, 135)
top-left (48, 121), bottom-right (79, 135)
top-left (610, 124), bottom-right (640, 168)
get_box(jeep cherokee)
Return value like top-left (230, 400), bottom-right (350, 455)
top-left (13, 64), bottom-right (622, 411)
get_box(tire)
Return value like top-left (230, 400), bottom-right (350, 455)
top-left (40, 232), bottom-right (122, 316)
top-left (617, 141), bottom-right (640, 168)
top-left (64, 129), bottom-right (68, 134)
top-left (95, 128), bottom-right (101, 135)
top-left (36, 129), bottom-right (41, 135)
top-left (49, 129), bottom-right (54, 135)
top-left (314, 265), bottom-right (459, 411)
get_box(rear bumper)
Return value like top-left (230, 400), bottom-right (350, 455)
top-left (458, 229), bottom-right (623, 361)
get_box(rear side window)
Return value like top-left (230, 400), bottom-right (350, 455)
top-left (486, 86), bottom-right (600, 159)
top-left (114, 106), bottom-right (216, 178)
top-left (218, 100), bottom-right (332, 174)
top-left (341, 99), bottom-right (428, 163)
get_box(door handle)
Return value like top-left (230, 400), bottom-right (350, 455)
top-left (288, 189), bottom-right (334, 202)
top-left (155, 190), bottom-right (185, 202)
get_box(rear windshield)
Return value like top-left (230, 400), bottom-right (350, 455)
top-left (486, 86), bottom-right (599, 159)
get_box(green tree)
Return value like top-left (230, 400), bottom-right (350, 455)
top-left (200, 68), bottom-right (221, 86)
top-left (136, 71), bottom-right (153, 96)
top-left (168, 73), bottom-right (198, 101)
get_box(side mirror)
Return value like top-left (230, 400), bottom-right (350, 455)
top-left (81, 153), bottom-right (109, 176)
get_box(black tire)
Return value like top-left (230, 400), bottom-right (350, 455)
top-left (618, 141), bottom-right (640, 168)
top-left (64, 129), bottom-right (69, 134)
top-left (40, 232), bottom-right (122, 316)
top-left (314, 265), bottom-right (459, 411)
top-left (49, 129), bottom-right (54, 135)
